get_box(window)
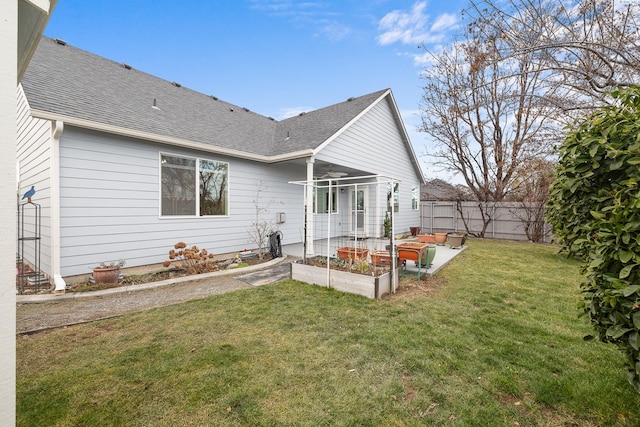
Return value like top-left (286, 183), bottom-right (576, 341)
top-left (161, 154), bottom-right (228, 216)
top-left (314, 181), bottom-right (338, 214)
top-left (412, 186), bottom-right (419, 210)
top-left (387, 183), bottom-right (399, 213)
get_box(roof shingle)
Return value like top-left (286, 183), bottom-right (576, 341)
top-left (21, 37), bottom-right (388, 159)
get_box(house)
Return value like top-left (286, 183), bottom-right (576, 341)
top-left (17, 37), bottom-right (425, 280)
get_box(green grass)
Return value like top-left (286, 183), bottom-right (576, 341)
top-left (17, 239), bottom-right (640, 426)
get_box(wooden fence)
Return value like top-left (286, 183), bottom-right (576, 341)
top-left (419, 201), bottom-right (552, 242)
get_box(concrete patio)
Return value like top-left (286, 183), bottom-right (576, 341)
top-left (281, 237), bottom-right (467, 277)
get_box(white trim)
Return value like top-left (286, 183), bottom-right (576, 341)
top-left (30, 109), bottom-right (314, 163)
top-left (25, 0), bottom-right (51, 13)
top-left (159, 151), bottom-right (231, 218)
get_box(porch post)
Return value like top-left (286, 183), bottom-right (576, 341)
top-left (0, 3), bottom-right (17, 421)
top-left (305, 157), bottom-right (314, 255)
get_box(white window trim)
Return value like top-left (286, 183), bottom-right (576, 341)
top-left (159, 152), bottom-right (230, 218)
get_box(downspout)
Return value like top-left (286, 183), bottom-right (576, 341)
top-left (51, 120), bottom-right (65, 291)
top-left (305, 157), bottom-right (314, 256)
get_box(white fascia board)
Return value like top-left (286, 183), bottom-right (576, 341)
top-left (385, 90), bottom-right (427, 185)
top-left (29, 109), bottom-right (314, 163)
top-left (24, 0), bottom-right (51, 13)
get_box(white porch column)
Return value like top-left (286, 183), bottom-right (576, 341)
top-left (1, 2), bottom-right (18, 424)
top-left (305, 157), bottom-right (314, 255)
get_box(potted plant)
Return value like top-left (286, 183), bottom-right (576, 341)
top-left (92, 259), bottom-right (125, 284)
top-left (409, 226), bottom-right (421, 236)
top-left (383, 212), bottom-right (391, 238)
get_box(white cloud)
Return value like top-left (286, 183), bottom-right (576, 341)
top-left (318, 21), bottom-right (352, 41)
top-left (248, 0), bottom-right (352, 42)
top-left (430, 13), bottom-right (457, 33)
top-left (376, 1), bottom-right (459, 47)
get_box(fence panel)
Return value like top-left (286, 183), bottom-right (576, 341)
top-left (420, 201), bottom-right (550, 242)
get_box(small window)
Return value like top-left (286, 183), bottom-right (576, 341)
top-left (411, 186), bottom-right (419, 210)
top-left (315, 181), bottom-right (338, 214)
top-left (161, 154), bottom-right (228, 217)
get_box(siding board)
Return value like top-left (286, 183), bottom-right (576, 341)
top-left (58, 126), bottom-right (305, 276)
top-left (16, 85), bottom-right (53, 276)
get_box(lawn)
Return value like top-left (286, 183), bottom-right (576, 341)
top-left (17, 239), bottom-right (640, 426)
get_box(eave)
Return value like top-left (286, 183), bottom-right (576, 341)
top-left (29, 108), bottom-right (315, 163)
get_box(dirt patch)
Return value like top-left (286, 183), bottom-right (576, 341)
top-left (388, 275), bottom-right (448, 301)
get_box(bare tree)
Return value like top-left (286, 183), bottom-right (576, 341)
top-left (247, 181), bottom-right (283, 260)
top-left (465, 0), bottom-right (640, 116)
top-left (508, 158), bottom-right (555, 242)
top-left (419, 9), bottom-right (559, 237)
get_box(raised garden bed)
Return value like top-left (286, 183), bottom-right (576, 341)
top-left (291, 257), bottom-right (398, 299)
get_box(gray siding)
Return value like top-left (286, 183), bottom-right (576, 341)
top-left (315, 97), bottom-right (422, 235)
top-left (58, 126), bottom-right (305, 276)
top-left (16, 86), bottom-right (52, 275)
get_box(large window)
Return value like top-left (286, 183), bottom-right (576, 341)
top-left (314, 181), bottom-right (338, 214)
top-left (161, 154), bottom-right (228, 216)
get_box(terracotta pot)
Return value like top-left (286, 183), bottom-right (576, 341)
top-left (92, 266), bottom-right (120, 283)
top-left (370, 250), bottom-right (399, 266)
top-left (397, 242), bottom-right (428, 263)
top-left (336, 246), bottom-right (369, 260)
top-left (409, 227), bottom-right (421, 236)
top-left (434, 232), bottom-right (448, 245)
top-left (417, 234), bottom-right (437, 244)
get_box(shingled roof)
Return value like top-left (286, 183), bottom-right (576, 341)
top-left (21, 37), bottom-right (390, 160)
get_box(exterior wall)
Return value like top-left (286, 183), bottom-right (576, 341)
top-left (58, 126), bottom-right (306, 277)
top-left (315, 96), bottom-right (422, 235)
top-left (16, 85), bottom-right (52, 275)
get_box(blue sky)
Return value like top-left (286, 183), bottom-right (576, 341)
top-left (44, 0), bottom-right (469, 181)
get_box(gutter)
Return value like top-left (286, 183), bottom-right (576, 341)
top-left (30, 109), bottom-right (314, 163)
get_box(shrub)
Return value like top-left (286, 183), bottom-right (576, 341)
top-left (164, 242), bottom-right (218, 275)
top-left (547, 87), bottom-right (640, 393)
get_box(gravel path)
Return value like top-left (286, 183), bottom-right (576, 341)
top-left (17, 259), bottom-right (292, 335)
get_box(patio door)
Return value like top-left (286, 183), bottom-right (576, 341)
top-left (349, 187), bottom-right (368, 239)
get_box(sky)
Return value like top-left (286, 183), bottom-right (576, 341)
top-left (43, 0), bottom-right (470, 182)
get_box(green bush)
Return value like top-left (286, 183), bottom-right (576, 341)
top-left (547, 87), bottom-right (640, 393)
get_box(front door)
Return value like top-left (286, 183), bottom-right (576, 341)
top-left (349, 187), bottom-right (368, 239)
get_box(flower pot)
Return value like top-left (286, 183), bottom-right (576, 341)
top-left (434, 232), bottom-right (448, 245)
top-left (410, 226), bottom-right (421, 236)
top-left (92, 266), bottom-right (120, 284)
top-left (397, 242), bottom-right (429, 264)
top-left (448, 234), bottom-right (466, 249)
top-left (370, 250), bottom-right (399, 266)
top-left (424, 244), bottom-right (437, 267)
top-left (336, 246), bottom-right (369, 260)
top-left (417, 234), bottom-right (437, 244)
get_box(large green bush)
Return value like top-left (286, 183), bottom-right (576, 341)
top-left (547, 87), bottom-right (640, 393)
